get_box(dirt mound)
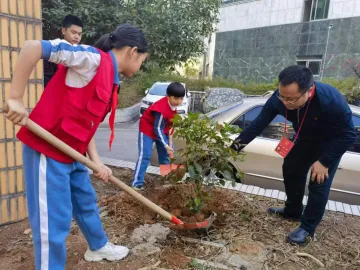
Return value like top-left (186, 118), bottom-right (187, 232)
top-left (100, 182), bottom-right (240, 228)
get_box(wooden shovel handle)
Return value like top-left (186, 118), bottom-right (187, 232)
top-left (2, 105), bottom-right (182, 224)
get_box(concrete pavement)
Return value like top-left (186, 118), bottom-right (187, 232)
top-left (95, 119), bottom-right (140, 162)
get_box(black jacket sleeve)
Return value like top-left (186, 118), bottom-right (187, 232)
top-left (318, 99), bottom-right (356, 168)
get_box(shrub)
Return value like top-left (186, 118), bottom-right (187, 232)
top-left (171, 113), bottom-right (244, 213)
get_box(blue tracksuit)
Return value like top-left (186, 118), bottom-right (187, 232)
top-left (132, 112), bottom-right (171, 187)
top-left (23, 145), bottom-right (108, 270)
top-left (235, 81), bottom-right (356, 233)
top-left (21, 38), bottom-right (120, 270)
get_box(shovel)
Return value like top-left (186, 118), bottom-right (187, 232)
top-left (160, 152), bottom-right (184, 177)
top-left (3, 105), bottom-right (215, 230)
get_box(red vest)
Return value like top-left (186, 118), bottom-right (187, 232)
top-left (17, 49), bottom-right (118, 163)
top-left (139, 97), bottom-right (177, 139)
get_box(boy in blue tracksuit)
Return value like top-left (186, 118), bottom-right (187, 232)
top-left (132, 82), bottom-right (186, 190)
top-left (231, 65), bottom-right (356, 245)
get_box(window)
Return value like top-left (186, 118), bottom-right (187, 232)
top-left (149, 83), bottom-right (168, 96)
top-left (261, 115), bottom-right (294, 140)
top-left (297, 57), bottom-right (322, 79)
top-left (231, 106), bottom-right (293, 140)
top-left (231, 106), bottom-right (263, 130)
top-left (303, 0), bottom-right (330, 21)
top-left (231, 109), bottom-right (360, 152)
top-left (348, 115), bottom-right (360, 153)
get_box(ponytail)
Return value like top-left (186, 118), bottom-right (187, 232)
top-left (94, 24), bottom-right (148, 53)
top-left (94, 33), bottom-right (113, 52)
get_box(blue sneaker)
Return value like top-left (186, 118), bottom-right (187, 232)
top-left (132, 185), bottom-right (144, 191)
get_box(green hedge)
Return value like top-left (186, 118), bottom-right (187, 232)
top-left (118, 70), bottom-right (360, 108)
top-left (322, 77), bottom-right (360, 103)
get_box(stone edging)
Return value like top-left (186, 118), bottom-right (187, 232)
top-left (102, 102), bottom-right (141, 124)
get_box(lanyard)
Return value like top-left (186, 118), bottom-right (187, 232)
top-left (284, 86), bottom-right (315, 142)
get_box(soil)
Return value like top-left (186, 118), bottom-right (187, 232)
top-left (1, 166), bottom-right (360, 270)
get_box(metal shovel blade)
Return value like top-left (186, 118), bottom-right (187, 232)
top-left (168, 212), bottom-right (217, 230)
top-left (160, 163), bottom-right (184, 176)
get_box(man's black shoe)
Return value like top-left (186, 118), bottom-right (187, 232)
top-left (287, 227), bottom-right (314, 246)
top-left (268, 207), bottom-right (301, 221)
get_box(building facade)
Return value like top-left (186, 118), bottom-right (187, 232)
top-left (0, 0), bottom-right (43, 225)
top-left (209, 0), bottom-right (360, 82)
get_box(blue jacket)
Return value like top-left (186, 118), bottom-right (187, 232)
top-left (235, 82), bottom-right (357, 168)
top-left (153, 112), bottom-right (169, 148)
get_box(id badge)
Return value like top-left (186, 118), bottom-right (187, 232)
top-left (274, 137), bottom-right (294, 158)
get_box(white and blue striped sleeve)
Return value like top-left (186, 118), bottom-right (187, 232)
top-left (153, 112), bottom-right (169, 148)
top-left (41, 39), bottom-right (101, 76)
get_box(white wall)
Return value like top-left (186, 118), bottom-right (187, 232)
top-left (219, 0), bottom-right (360, 33)
top-left (328, 0), bottom-right (360, 19)
top-left (219, 0), bottom-right (304, 32)
top-left (207, 33), bottom-right (216, 79)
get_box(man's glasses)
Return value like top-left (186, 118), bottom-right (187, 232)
top-left (276, 89), bottom-right (308, 104)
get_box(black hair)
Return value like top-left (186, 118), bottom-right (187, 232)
top-left (94, 23), bottom-right (148, 53)
top-left (278, 65), bottom-right (314, 93)
top-left (166, 82), bottom-right (186, 98)
top-left (62, 15), bottom-right (83, 29)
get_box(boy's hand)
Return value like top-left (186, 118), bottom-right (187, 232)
top-left (165, 146), bottom-right (174, 157)
top-left (5, 99), bottom-right (28, 126)
top-left (94, 163), bottom-right (112, 182)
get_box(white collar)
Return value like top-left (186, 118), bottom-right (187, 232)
top-left (168, 100), bottom-right (177, 111)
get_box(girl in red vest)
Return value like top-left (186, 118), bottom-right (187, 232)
top-left (132, 82), bottom-right (186, 190)
top-left (5, 24), bottom-right (148, 269)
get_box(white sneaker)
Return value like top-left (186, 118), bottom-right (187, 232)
top-left (84, 242), bottom-right (129, 262)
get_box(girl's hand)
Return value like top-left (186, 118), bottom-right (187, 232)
top-left (5, 99), bottom-right (28, 126)
top-left (94, 163), bottom-right (112, 182)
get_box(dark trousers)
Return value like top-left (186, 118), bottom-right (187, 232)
top-left (282, 141), bottom-right (341, 234)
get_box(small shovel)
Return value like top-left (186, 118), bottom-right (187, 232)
top-left (3, 105), bottom-right (215, 230)
top-left (160, 152), bottom-right (184, 177)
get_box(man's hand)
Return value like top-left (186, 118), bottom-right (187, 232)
top-left (230, 140), bottom-right (246, 153)
top-left (311, 161), bottom-right (329, 184)
top-left (165, 146), bottom-right (174, 157)
top-left (94, 163), bottom-right (112, 182)
top-left (230, 142), bottom-right (241, 152)
top-left (5, 99), bottom-right (28, 126)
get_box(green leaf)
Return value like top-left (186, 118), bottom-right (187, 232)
top-left (172, 114), bottom-right (182, 122)
top-left (194, 197), bottom-right (201, 207)
top-left (188, 165), bottom-right (196, 178)
top-left (194, 162), bottom-right (202, 174)
top-left (42, 0), bottom-right (221, 68)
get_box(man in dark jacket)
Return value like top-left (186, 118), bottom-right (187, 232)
top-left (231, 65), bottom-right (356, 245)
top-left (44, 15), bottom-right (83, 86)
